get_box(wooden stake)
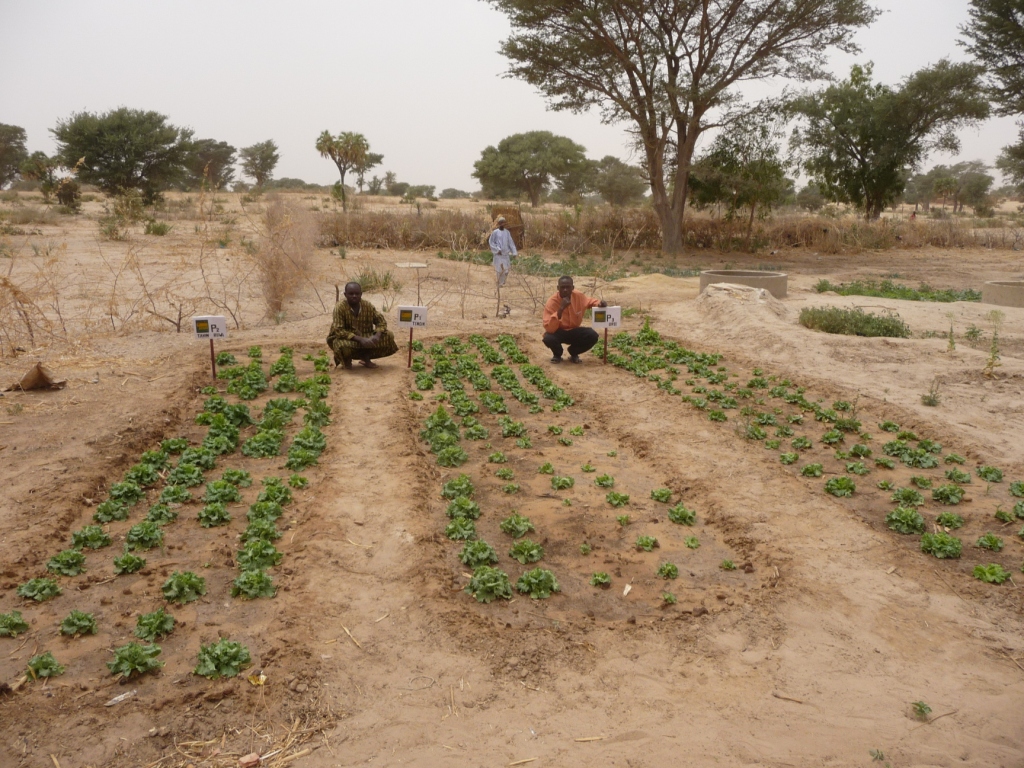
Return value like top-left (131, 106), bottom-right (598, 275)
top-left (209, 338), bottom-right (217, 380)
top-left (603, 327), bottom-right (608, 363)
top-left (408, 327), bottom-right (414, 368)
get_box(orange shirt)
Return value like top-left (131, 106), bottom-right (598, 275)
top-left (543, 290), bottom-right (602, 333)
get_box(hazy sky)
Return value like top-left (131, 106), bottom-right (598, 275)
top-left (1, 0), bottom-right (1018, 190)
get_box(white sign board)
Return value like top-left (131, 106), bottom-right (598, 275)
top-left (192, 315), bottom-right (228, 339)
top-left (591, 306), bottom-right (621, 329)
top-left (396, 306), bottom-right (428, 329)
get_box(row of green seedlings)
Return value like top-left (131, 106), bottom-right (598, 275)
top-left (607, 323), bottom-right (1024, 583)
top-left (214, 345), bottom-right (331, 400)
top-left (0, 345), bottom-right (332, 684)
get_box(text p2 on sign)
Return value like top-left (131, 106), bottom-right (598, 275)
top-left (591, 306), bottom-right (621, 329)
top-left (193, 315), bottom-right (228, 339)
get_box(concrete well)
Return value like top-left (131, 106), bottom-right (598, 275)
top-left (982, 281), bottom-right (1024, 308)
top-left (699, 270), bottom-right (788, 299)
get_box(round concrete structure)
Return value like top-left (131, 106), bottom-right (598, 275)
top-left (699, 270), bottom-right (788, 299)
top-left (982, 281), bottom-right (1024, 308)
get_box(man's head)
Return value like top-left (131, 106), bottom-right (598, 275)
top-left (344, 281), bottom-right (362, 308)
top-left (557, 275), bottom-right (574, 299)
top-left (496, 216), bottom-right (506, 230)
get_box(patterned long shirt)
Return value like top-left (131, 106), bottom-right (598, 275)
top-left (326, 299), bottom-right (389, 348)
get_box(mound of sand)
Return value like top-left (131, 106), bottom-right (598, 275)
top-left (695, 282), bottom-right (791, 321)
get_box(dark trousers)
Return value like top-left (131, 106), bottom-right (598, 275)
top-left (542, 327), bottom-right (599, 357)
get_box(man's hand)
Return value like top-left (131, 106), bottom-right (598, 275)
top-left (355, 335), bottom-right (374, 348)
top-left (557, 295), bottom-right (572, 317)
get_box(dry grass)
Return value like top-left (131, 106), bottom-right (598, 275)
top-left (245, 196), bottom-right (320, 319)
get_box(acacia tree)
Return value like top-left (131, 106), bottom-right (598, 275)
top-left (791, 62), bottom-right (990, 219)
top-left (485, 0), bottom-right (877, 253)
top-left (185, 139), bottom-right (236, 190)
top-left (962, 0), bottom-right (1024, 193)
top-left (52, 108), bottom-right (193, 203)
top-left (315, 131), bottom-right (378, 211)
top-left (19, 152), bottom-right (61, 201)
top-left (0, 124), bottom-right (28, 188)
top-left (472, 131), bottom-right (589, 206)
top-left (354, 151), bottom-right (383, 194)
top-left (689, 116), bottom-right (790, 248)
top-left (593, 156), bottom-right (647, 206)
top-left (239, 140), bottom-right (279, 189)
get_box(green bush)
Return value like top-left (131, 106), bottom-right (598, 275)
top-left (799, 306), bottom-right (910, 338)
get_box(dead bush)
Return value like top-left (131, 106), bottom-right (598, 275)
top-left (246, 196), bottom-right (319, 318)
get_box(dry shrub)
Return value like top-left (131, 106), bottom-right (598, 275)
top-left (317, 206), bottom-right (1024, 254)
top-left (0, 206), bottom-right (60, 227)
top-left (247, 196), bottom-right (318, 318)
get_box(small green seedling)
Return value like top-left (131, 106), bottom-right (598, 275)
top-left (635, 535), bottom-right (659, 552)
top-left (114, 552), bottom-right (146, 574)
top-left (465, 566), bottom-right (512, 602)
top-left (194, 639), bottom-right (251, 679)
top-left (650, 488), bottom-right (672, 503)
top-left (162, 571), bottom-right (206, 603)
top-left (135, 608), bottom-right (175, 641)
top-left (27, 652), bottom-right (65, 680)
top-left (488, 452), bottom-right (507, 463)
top-left (231, 570), bottom-right (276, 599)
top-left (60, 610), bottom-right (97, 637)
top-left (685, 536), bottom-right (700, 549)
top-left (667, 504), bottom-right (696, 525)
top-left (912, 701), bottom-right (932, 721)
top-left (0, 610), bottom-right (30, 637)
top-left (590, 572), bottom-right (611, 588)
top-left (47, 549), bottom-right (87, 577)
top-left (579, 542), bottom-right (592, 555)
top-left (661, 592), bottom-right (677, 605)
top-left (538, 462), bottom-right (555, 475)
top-left (516, 568), bottom-right (559, 599)
top-left (606, 491), bottom-right (630, 507)
top-left (976, 533), bottom-right (1003, 552)
top-left (657, 562), bottom-right (679, 579)
top-left (509, 539), bottom-right (544, 564)
top-left (720, 560), bottom-right (736, 570)
top-left (108, 642), bottom-right (163, 679)
top-left (616, 514), bottom-right (631, 527)
top-left (18, 578), bottom-right (61, 602)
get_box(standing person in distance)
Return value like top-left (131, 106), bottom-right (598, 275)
top-left (542, 275), bottom-right (606, 364)
top-left (488, 216), bottom-right (517, 287)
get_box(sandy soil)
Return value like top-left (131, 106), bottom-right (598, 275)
top-left (1, 198), bottom-right (1024, 768)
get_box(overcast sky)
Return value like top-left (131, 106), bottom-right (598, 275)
top-left (1, 0), bottom-right (1018, 190)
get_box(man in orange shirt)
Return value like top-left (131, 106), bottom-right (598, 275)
top-left (542, 276), bottom-right (606, 364)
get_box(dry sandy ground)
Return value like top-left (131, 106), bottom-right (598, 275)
top-left (1, 213), bottom-right (1024, 768)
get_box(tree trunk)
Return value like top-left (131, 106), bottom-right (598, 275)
top-left (745, 203), bottom-right (757, 250)
top-left (339, 170), bottom-right (348, 213)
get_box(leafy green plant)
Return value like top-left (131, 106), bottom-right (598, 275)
top-left (108, 642), bottom-right (163, 678)
top-left (287, 474), bottom-right (309, 489)
top-left (180, 446), bottom-right (217, 471)
top-left (60, 610), bottom-right (97, 637)
top-left (167, 463), bottom-right (205, 487)
top-left (500, 513), bottom-right (534, 538)
top-left (162, 571), bottom-right (206, 603)
top-left (0, 610), bottom-right (30, 637)
top-left (606, 491), bottom-right (630, 507)
top-left (885, 507), bottom-right (925, 534)
top-left (537, 462), bottom-right (555, 475)
top-left (635, 535), bottom-right (659, 552)
top-left (547, 425), bottom-right (563, 435)
top-left (551, 475), bottom-right (574, 491)
top-left (1009, 481), bottom-right (1024, 498)
top-left (650, 488), bottom-right (672, 503)
top-left (874, 457), bottom-right (896, 470)
top-left (247, 501), bottom-right (283, 523)
top-left (845, 462), bottom-right (869, 476)
top-left (503, 483), bottom-right (521, 494)
top-left (877, 479), bottom-right (895, 490)
top-left (936, 511), bottom-right (964, 529)
top-left (657, 562), bottom-right (679, 579)
top-left (590, 572), bottom-right (611, 587)
top-left (202, 479), bottom-right (241, 505)
top-left (123, 462), bottom-right (160, 487)
top-left (27, 651), bottom-right (65, 680)
top-left (878, 421), bottom-right (900, 433)
top-left (231, 569), bottom-right (276, 599)
top-left (579, 542), bottom-right (592, 555)
top-left (460, 540), bottom-right (499, 568)
top-left (594, 474), bottom-right (614, 488)
top-left (976, 532), bottom-right (1003, 552)
top-left (194, 639), bottom-right (251, 678)
top-left (18, 577), bottom-right (61, 602)
top-left (198, 502), bottom-right (232, 528)
top-left (488, 451), bottom-right (507, 463)
top-left (720, 560), bottom-right (737, 570)
top-left (509, 539), bottom-right (544, 564)
top-left (221, 468), bottom-right (253, 487)
top-left (242, 519), bottom-right (281, 544)
top-left (114, 551), bottom-right (146, 574)
top-left (125, 521), bottom-right (163, 550)
top-left (159, 485), bottom-right (192, 504)
top-left (801, 463), bottom-right (823, 478)
top-left (909, 475), bottom-right (931, 489)
top-left (237, 540), bottom-right (282, 570)
top-left (241, 429), bottom-right (285, 458)
top-left (912, 701), bottom-right (932, 721)
top-left (135, 608), bottom-right (175, 642)
top-left (932, 484), bottom-right (965, 505)
top-left (445, 517), bottom-right (476, 540)
top-left (161, 437), bottom-right (189, 454)
top-left (93, 499), bottom-right (129, 523)
top-left (995, 506), bottom-right (1014, 523)
top-left (257, 479), bottom-right (292, 505)
top-left (607, 450), bottom-right (617, 457)
top-left (944, 453), bottom-right (965, 464)
top-left (145, 503), bottom-right (177, 525)
top-left (516, 568), bottom-right (559, 599)
top-left (47, 549), bottom-right (86, 576)
top-left (977, 466), bottom-right (1003, 483)
top-left (667, 503), bottom-right (696, 526)
top-left (441, 474), bottom-right (475, 499)
top-left (108, 480), bottom-right (146, 505)
top-left (446, 496), bottom-right (481, 520)
top-left (825, 477), bottom-right (856, 497)
top-left (465, 566), bottom-right (513, 602)
top-left (437, 446), bottom-right (469, 467)
top-left (791, 436), bottom-right (813, 451)
top-left (779, 452), bottom-right (799, 465)
top-left (920, 532), bottom-right (962, 559)
top-left (661, 592), bottom-right (677, 605)
top-left (615, 514), bottom-right (631, 527)
top-left (890, 488), bottom-right (925, 506)
top-left (974, 563), bottom-right (1011, 584)
top-left (684, 536), bottom-right (700, 549)
top-left (944, 468), bottom-right (970, 484)
top-left (558, 436), bottom-right (574, 446)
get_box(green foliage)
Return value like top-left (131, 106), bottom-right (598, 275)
top-left (551, 475), bottom-right (574, 491)
top-left (441, 474), bottom-right (475, 500)
top-left (945, 468), bottom-right (971, 484)
top-left (976, 532), bottom-right (1004, 552)
top-left (885, 507), bottom-right (925, 534)
top-left (500, 513), bottom-right (535, 538)
top-left (231, 569), bottom-right (276, 599)
top-left (162, 571), bottom-right (206, 603)
top-left (605, 491), bottom-right (630, 507)
top-left (0, 610), bottom-right (30, 637)
top-left (159, 485), bottom-right (192, 504)
top-left (821, 429), bottom-right (843, 445)
top-left (974, 563), bottom-right (1011, 584)
top-left (944, 453), bottom-right (966, 464)
top-left (488, 451), bottom-right (508, 463)
top-left (445, 517), bottom-right (476, 540)
top-left (437, 445), bottom-right (469, 467)
top-left (135, 608), bottom-right (175, 642)
top-left (920, 532), bottom-right (962, 559)
top-left (466, 566), bottom-right (513, 602)
top-left (27, 651), bottom-right (65, 680)
top-left (180, 446), bottom-right (218, 470)
top-left (537, 462), bottom-right (555, 475)
top-left (60, 610), bottom-right (97, 637)
top-left (590, 571), bottom-right (611, 587)
top-left (237, 540), bottom-right (282, 570)
top-left (516, 567), bottom-right (559, 599)
top-left (657, 562), bottom-right (679, 579)
top-left (446, 496), bottom-right (481, 520)
top-left (460, 540), bottom-right (499, 568)
top-left (936, 511), bottom-right (964, 529)
top-left (107, 642), bottom-right (163, 678)
top-left (239, 140), bottom-right (279, 188)
top-left (977, 465), bottom-right (1003, 483)
top-left (667, 503), bottom-right (697, 526)
top-left (931, 483), bottom-right (965, 505)
top-left (792, 436), bottom-right (813, 450)
top-left (815, 279), bottom-right (981, 303)
top-left (114, 551), bottom-right (146, 574)
top-left (825, 477), bottom-right (856, 497)
top-left (221, 468), bottom-right (253, 487)
top-left (846, 462), bottom-right (869, 476)
top-left (616, 514), bottom-right (631, 526)
top-left (256, 478), bottom-right (292, 505)
top-left (145, 503), bottom-right (177, 525)
top-left (799, 306), bottom-right (910, 338)
top-left (801, 463), bottom-right (824, 477)
top-left (167, 463), bottom-right (204, 487)
top-left (473, 131), bottom-right (590, 206)
top-left (650, 488), bottom-right (672, 503)
top-left (125, 521), bottom-right (163, 550)
top-left (635, 535), bottom-right (659, 552)
top-left (721, 559), bottom-right (737, 570)
top-left (508, 537), bottom-right (544, 566)
top-left (195, 638), bottom-right (251, 678)
top-left (71, 525), bottom-right (111, 550)
top-left (47, 549), bottom-right (86, 576)
top-left (108, 480), bottom-right (145, 506)
top-left (123, 463), bottom-right (160, 488)
top-left (594, 473), bottom-right (614, 488)
top-left (198, 502), bottom-right (232, 528)
top-left (891, 487), bottom-right (925, 506)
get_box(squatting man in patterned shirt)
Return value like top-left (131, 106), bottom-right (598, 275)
top-left (326, 282), bottom-right (399, 369)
